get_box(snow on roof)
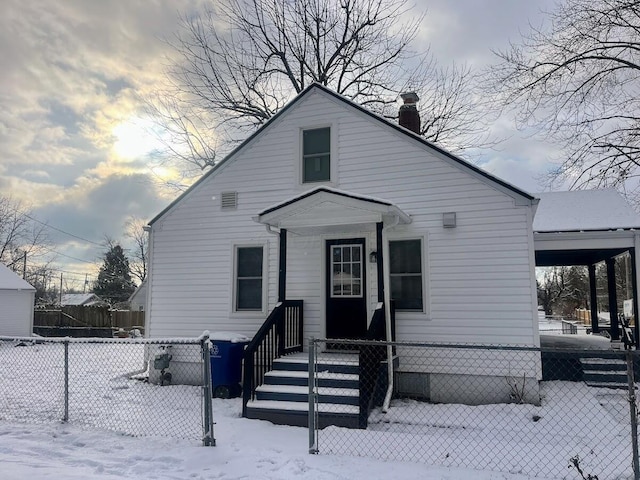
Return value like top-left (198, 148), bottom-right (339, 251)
top-left (0, 263), bottom-right (35, 291)
top-left (257, 186), bottom-right (393, 216)
top-left (533, 189), bottom-right (640, 232)
top-left (60, 293), bottom-right (105, 306)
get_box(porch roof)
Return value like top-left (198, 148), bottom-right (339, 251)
top-left (533, 190), bottom-right (640, 266)
top-left (254, 187), bottom-right (411, 234)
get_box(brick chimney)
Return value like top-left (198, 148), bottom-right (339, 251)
top-left (399, 92), bottom-right (420, 134)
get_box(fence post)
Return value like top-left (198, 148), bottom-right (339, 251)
top-left (627, 350), bottom-right (639, 480)
top-left (308, 338), bottom-right (317, 454)
top-left (63, 339), bottom-right (69, 422)
top-left (201, 335), bottom-right (216, 447)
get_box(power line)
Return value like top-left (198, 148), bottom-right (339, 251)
top-left (7, 204), bottom-right (104, 247)
top-left (40, 247), bottom-right (97, 265)
top-left (23, 212), bottom-right (104, 247)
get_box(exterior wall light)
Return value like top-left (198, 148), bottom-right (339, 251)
top-left (369, 251), bottom-right (377, 263)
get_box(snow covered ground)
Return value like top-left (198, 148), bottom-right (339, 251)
top-left (0, 340), bottom-right (636, 479)
top-left (0, 398), bottom-right (558, 480)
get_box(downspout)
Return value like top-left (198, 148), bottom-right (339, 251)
top-left (382, 215), bottom-right (399, 413)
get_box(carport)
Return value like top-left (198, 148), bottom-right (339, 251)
top-left (533, 190), bottom-right (640, 347)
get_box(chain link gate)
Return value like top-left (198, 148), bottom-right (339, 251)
top-left (0, 334), bottom-right (215, 446)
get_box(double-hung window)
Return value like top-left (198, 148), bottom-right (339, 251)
top-left (302, 127), bottom-right (331, 183)
top-left (389, 239), bottom-right (424, 311)
top-left (235, 246), bottom-right (264, 311)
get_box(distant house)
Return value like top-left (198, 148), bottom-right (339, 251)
top-left (0, 263), bottom-right (35, 337)
top-left (128, 280), bottom-right (147, 311)
top-left (60, 293), bottom-right (107, 307)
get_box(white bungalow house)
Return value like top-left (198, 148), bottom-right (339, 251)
top-left (144, 83), bottom-right (639, 427)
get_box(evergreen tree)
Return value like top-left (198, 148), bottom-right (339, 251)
top-left (93, 244), bottom-right (136, 305)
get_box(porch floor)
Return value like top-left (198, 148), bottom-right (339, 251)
top-left (281, 351), bottom-right (359, 364)
top-left (540, 333), bottom-right (616, 350)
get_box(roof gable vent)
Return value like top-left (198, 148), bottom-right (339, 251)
top-left (221, 191), bottom-right (238, 210)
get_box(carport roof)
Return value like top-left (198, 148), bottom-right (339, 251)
top-left (534, 190), bottom-right (640, 266)
top-left (533, 189), bottom-right (640, 233)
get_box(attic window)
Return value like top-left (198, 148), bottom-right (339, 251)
top-left (221, 192), bottom-right (238, 210)
top-left (302, 127), bottom-right (330, 183)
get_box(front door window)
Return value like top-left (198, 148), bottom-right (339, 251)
top-left (331, 244), bottom-right (362, 297)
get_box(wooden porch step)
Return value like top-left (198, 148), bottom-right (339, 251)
top-left (246, 353), bottom-right (362, 428)
top-left (580, 357), bottom-right (634, 390)
top-left (264, 370), bottom-right (359, 389)
top-left (255, 384), bottom-right (359, 405)
top-left (245, 400), bottom-right (360, 428)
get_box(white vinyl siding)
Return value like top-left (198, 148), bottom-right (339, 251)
top-left (147, 88), bottom-right (537, 348)
top-left (0, 290), bottom-right (35, 337)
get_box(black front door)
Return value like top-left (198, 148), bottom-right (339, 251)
top-left (326, 238), bottom-right (367, 339)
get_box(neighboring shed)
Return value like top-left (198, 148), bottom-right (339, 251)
top-left (0, 263), bottom-right (35, 336)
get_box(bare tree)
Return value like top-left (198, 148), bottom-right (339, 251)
top-left (124, 217), bottom-right (148, 284)
top-left (537, 266), bottom-right (589, 317)
top-left (490, 0), bottom-right (640, 197)
top-left (0, 196), bottom-right (49, 275)
top-left (147, 0), bottom-right (494, 181)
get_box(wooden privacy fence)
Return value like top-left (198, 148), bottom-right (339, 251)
top-left (33, 306), bottom-right (144, 337)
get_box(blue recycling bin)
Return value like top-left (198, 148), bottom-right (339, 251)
top-left (210, 333), bottom-right (250, 398)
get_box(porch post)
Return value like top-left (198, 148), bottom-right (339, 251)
top-left (588, 264), bottom-right (599, 334)
top-left (278, 228), bottom-right (287, 303)
top-left (632, 242), bottom-right (640, 349)
top-left (606, 257), bottom-right (620, 340)
top-left (376, 222), bottom-right (384, 303)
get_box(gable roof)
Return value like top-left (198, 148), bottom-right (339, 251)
top-left (533, 189), bottom-right (640, 233)
top-left (255, 186), bottom-right (412, 234)
top-left (150, 83), bottom-right (535, 226)
top-left (0, 263), bottom-right (35, 291)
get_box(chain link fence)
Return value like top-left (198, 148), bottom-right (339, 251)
top-left (310, 339), bottom-right (640, 479)
top-left (0, 335), bottom-right (214, 445)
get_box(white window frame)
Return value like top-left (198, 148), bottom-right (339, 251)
top-left (297, 121), bottom-right (338, 187)
top-left (231, 242), bottom-right (268, 316)
top-left (330, 243), bottom-right (364, 298)
top-left (387, 234), bottom-right (430, 318)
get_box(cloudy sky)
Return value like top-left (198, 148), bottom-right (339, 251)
top-left (1, 0), bottom-right (557, 288)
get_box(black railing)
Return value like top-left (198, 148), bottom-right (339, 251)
top-left (358, 302), bottom-right (395, 428)
top-left (242, 300), bottom-right (303, 416)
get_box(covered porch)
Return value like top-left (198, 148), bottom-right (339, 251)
top-left (242, 187), bottom-right (411, 424)
top-left (533, 190), bottom-right (640, 349)
top-left (254, 186), bottom-right (411, 340)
